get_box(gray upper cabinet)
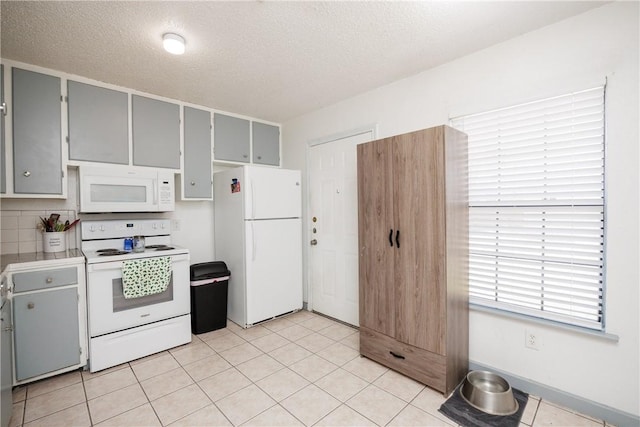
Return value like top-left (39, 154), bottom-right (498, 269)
top-left (132, 95), bottom-right (180, 169)
top-left (183, 106), bottom-right (212, 199)
top-left (214, 113), bottom-right (250, 163)
top-left (12, 68), bottom-right (63, 195)
top-left (67, 81), bottom-right (128, 164)
top-left (252, 122), bottom-right (280, 166)
top-left (1, 64), bottom-right (6, 194)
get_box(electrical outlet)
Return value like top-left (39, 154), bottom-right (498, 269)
top-left (525, 329), bottom-right (540, 350)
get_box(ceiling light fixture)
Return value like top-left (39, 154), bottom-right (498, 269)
top-left (163, 33), bottom-right (186, 55)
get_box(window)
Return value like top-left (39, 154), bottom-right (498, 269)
top-left (451, 87), bottom-right (605, 330)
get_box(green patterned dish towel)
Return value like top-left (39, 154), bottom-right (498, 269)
top-left (122, 256), bottom-right (171, 299)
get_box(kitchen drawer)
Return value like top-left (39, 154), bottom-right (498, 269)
top-left (12, 267), bottom-right (77, 293)
top-left (359, 326), bottom-right (447, 393)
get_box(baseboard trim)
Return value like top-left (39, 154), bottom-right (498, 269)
top-left (469, 361), bottom-right (639, 426)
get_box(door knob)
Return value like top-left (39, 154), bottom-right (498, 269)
top-left (310, 239), bottom-right (318, 246)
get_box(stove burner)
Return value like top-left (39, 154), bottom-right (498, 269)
top-left (145, 245), bottom-right (169, 249)
top-left (98, 250), bottom-right (129, 256)
top-left (154, 247), bottom-right (175, 251)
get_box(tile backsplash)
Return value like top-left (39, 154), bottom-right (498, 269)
top-left (1, 210), bottom-right (79, 255)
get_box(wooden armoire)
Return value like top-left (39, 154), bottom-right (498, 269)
top-left (357, 125), bottom-right (468, 396)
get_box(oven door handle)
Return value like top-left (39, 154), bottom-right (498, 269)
top-left (87, 254), bottom-right (189, 271)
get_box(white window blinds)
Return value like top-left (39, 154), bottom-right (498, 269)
top-left (451, 87), bottom-right (605, 330)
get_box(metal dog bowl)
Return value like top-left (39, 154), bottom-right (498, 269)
top-left (460, 370), bottom-right (519, 416)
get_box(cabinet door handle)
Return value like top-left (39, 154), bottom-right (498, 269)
top-left (23, 171), bottom-right (31, 177)
top-left (27, 302), bottom-right (35, 310)
top-left (389, 229), bottom-right (394, 247)
top-left (395, 229), bottom-right (400, 248)
top-left (46, 277), bottom-right (53, 284)
top-left (389, 351), bottom-right (405, 360)
top-left (190, 181), bottom-right (196, 186)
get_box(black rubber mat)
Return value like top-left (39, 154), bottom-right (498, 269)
top-left (439, 384), bottom-right (529, 427)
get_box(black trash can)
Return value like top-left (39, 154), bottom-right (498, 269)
top-left (190, 261), bottom-right (231, 334)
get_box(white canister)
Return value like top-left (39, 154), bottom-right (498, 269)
top-left (43, 232), bottom-right (67, 253)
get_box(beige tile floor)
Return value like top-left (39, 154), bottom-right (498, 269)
top-left (10, 311), bottom-right (610, 427)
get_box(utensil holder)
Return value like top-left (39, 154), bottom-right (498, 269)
top-left (43, 232), bottom-right (66, 253)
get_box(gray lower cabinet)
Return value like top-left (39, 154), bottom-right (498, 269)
top-left (67, 80), bottom-right (129, 164)
top-left (252, 122), bottom-right (280, 166)
top-left (1, 298), bottom-right (12, 427)
top-left (13, 288), bottom-right (80, 381)
top-left (12, 68), bottom-right (63, 195)
top-left (214, 113), bottom-right (250, 163)
top-left (132, 94), bottom-right (180, 169)
top-left (1, 64), bottom-right (6, 194)
top-left (183, 106), bottom-right (212, 199)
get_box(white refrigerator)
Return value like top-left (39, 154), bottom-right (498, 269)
top-left (214, 166), bottom-right (303, 327)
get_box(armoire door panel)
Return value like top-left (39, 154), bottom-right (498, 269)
top-left (357, 138), bottom-right (395, 336)
top-left (393, 129), bottom-right (447, 354)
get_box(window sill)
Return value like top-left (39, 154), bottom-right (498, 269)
top-left (470, 303), bottom-right (620, 342)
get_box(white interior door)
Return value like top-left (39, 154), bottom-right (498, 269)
top-left (309, 130), bottom-right (373, 326)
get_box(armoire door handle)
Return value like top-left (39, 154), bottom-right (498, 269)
top-left (395, 229), bottom-right (400, 248)
top-left (389, 229), bottom-right (394, 247)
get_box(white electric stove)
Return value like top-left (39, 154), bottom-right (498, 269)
top-left (81, 219), bottom-right (191, 372)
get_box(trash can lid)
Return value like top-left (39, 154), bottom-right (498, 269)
top-left (190, 261), bottom-right (231, 280)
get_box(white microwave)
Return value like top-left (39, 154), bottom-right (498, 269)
top-left (79, 166), bottom-right (175, 213)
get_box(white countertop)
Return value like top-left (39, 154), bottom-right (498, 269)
top-left (1, 249), bottom-right (85, 273)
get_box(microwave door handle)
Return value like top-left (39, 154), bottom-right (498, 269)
top-left (153, 179), bottom-right (158, 206)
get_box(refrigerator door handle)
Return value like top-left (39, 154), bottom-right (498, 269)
top-left (251, 222), bottom-right (257, 261)
top-left (250, 177), bottom-right (256, 219)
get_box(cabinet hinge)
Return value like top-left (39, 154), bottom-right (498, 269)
top-left (61, 170), bottom-right (65, 178)
top-left (66, 136), bottom-right (70, 143)
top-left (65, 96), bottom-right (68, 102)
top-left (79, 347), bottom-right (82, 354)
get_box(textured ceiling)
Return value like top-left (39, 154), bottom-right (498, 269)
top-left (1, 1), bottom-right (607, 123)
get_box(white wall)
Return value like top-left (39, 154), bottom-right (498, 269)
top-left (282, 2), bottom-right (639, 417)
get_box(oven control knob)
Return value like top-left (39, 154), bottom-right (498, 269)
top-left (161, 223), bottom-right (166, 229)
top-left (152, 223), bottom-right (158, 229)
top-left (100, 226), bottom-right (105, 231)
top-left (90, 225), bottom-right (95, 232)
